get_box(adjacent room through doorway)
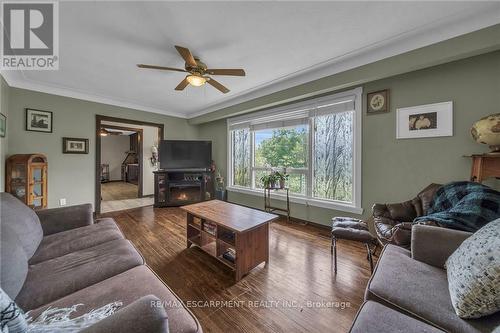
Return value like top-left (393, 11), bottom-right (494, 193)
top-left (96, 116), bottom-right (164, 214)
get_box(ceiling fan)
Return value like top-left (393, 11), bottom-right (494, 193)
top-left (100, 128), bottom-right (122, 136)
top-left (137, 45), bottom-right (245, 94)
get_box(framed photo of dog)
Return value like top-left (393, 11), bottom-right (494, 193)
top-left (396, 101), bottom-right (453, 139)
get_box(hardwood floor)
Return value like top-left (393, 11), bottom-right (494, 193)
top-left (100, 181), bottom-right (153, 213)
top-left (101, 205), bottom-right (378, 333)
top-left (101, 181), bottom-right (138, 201)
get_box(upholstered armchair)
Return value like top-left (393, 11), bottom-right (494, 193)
top-left (372, 183), bottom-right (441, 248)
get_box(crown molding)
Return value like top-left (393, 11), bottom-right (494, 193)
top-left (187, 4), bottom-right (500, 119)
top-left (0, 73), bottom-right (188, 119)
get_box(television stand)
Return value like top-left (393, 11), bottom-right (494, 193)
top-left (153, 169), bottom-right (214, 207)
top-left (158, 168), bottom-right (210, 173)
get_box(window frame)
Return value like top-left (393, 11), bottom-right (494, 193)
top-left (227, 87), bottom-right (363, 214)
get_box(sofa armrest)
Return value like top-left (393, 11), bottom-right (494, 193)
top-left (81, 295), bottom-right (169, 333)
top-left (36, 203), bottom-right (93, 235)
top-left (411, 224), bottom-right (472, 268)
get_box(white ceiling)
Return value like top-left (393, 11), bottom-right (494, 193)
top-left (3, 1), bottom-right (500, 118)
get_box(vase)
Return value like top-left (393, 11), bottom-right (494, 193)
top-left (471, 113), bottom-right (500, 153)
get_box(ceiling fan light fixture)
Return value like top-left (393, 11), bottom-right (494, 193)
top-left (138, 45), bottom-right (244, 93)
top-left (186, 74), bottom-right (206, 87)
top-left (100, 128), bottom-right (108, 136)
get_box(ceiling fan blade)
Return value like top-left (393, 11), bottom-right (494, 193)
top-left (137, 64), bottom-right (187, 73)
top-left (175, 77), bottom-right (190, 91)
top-left (207, 78), bottom-right (230, 93)
top-left (206, 69), bottom-right (246, 76)
top-left (174, 45), bottom-right (197, 67)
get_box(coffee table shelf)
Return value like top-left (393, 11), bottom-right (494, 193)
top-left (188, 235), bottom-right (200, 245)
top-left (201, 242), bottom-right (217, 256)
top-left (182, 200), bottom-right (278, 281)
top-left (217, 254), bottom-right (236, 269)
top-left (188, 223), bottom-right (200, 231)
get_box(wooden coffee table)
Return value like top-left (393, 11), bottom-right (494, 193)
top-left (181, 200), bottom-right (278, 281)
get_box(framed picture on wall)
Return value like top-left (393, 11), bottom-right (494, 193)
top-left (367, 89), bottom-right (389, 114)
top-left (26, 108), bottom-right (53, 133)
top-left (396, 101), bottom-right (453, 139)
top-left (63, 137), bottom-right (89, 154)
top-left (0, 113), bottom-right (6, 138)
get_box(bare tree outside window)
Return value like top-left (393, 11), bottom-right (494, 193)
top-left (232, 129), bottom-right (251, 187)
top-left (313, 112), bottom-right (353, 202)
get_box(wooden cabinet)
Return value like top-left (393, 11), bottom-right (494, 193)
top-left (126, 164), bottom-right (139, 184)
top-left (6, 154), bottom-right (48, 209)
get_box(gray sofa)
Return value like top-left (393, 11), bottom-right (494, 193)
top-left (350, 224), bottom-right (500, 333)
top-left (0, 192), bottom-right (202, 333)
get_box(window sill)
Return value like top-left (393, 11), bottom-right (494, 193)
top-left (226, 186), bottom-right (363, 215)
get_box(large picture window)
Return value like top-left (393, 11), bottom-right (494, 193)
top-left (228, 87), bottom-right (362, 213)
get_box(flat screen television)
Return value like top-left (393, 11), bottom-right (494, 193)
top-left (159, 140), bottom-right (212, 170)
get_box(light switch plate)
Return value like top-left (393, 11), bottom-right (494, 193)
top-left (59, 198), bottom-right (67, 206)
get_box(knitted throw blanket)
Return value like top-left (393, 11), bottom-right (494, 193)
top-left (414, 181), bottom-right (500, 232)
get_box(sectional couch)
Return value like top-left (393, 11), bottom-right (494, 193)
top-left (350, 224), bottom-right (500, 332)
top-left (0, 192), bottom-right (202, 333)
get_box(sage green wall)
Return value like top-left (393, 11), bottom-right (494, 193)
top-left (7, 88), bottom-right (198, 208)
top-left (191, 24), bottom-right (500, 125)
top-left (0, 77), bottom-right (9, 191)
top-left (199, 51), bottom-right (500, 227)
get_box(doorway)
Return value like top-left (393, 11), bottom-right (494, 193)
top-left (96, 115), bottom-right (164, 214)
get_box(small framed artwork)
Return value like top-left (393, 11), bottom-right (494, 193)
top-left (367, 89), bottom-right (389, 114)
top-left (396, 101), bottom-right (453, 139)
top-left (26, 108), bottom-right (53, 133)
top-left (0, 113), bottom-right (6, 138)
top-left (63, 137), bottom-right (89, 154)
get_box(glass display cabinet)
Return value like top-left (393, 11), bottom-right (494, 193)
top-left (6, 154), bottom-right (48, 209)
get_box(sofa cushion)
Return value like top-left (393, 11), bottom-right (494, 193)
top-left (366, 245), bottom-right (500, 333)
top-left (15, 239), bottom-right (144, 311)
top-left (0, 225), bottom-right (28, 300)
top-left (35, 203), bottom-right (93, 236)
top-left (29, 218), bottom-right (124, 264)
top-left (446, 218), bottom-right (500, 319)
top-left (0, 193), bottom-right (43, 258)
top-left (27, 266), bottom-right (201, 333)
top-left (350, 301), bottom-right (443, 333)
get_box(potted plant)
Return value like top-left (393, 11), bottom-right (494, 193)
top-left (274, 171), bottom-right (289, 189)
top-left (260, 173), bottom-right (278, 189)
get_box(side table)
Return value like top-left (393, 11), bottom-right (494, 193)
top-left (264, 187), bottom-right (290, 223)
top-left (465, 154), bottom-right (500, 183)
